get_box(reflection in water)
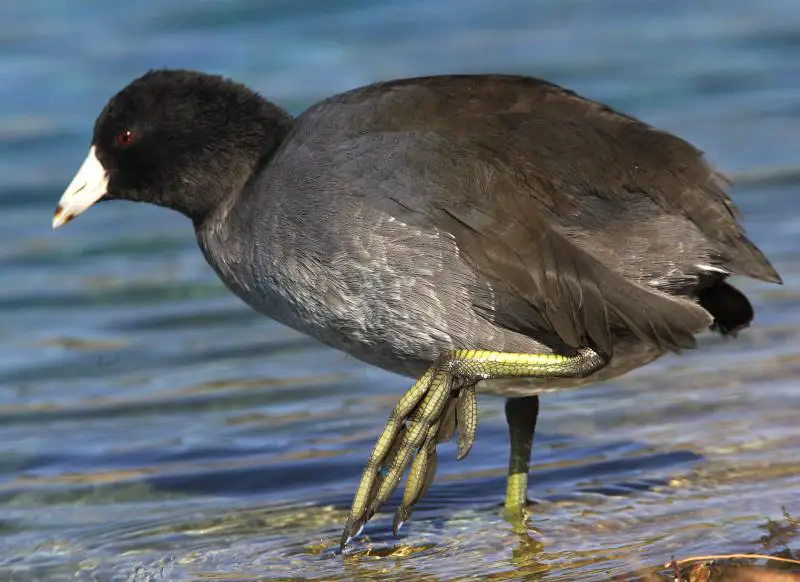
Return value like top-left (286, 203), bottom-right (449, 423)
top-left (1, 0), bottom-right (800, 580)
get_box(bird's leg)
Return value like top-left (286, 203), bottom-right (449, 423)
top-left (340, 347), bottom-right (607, 549)
top-left (504, 395), bottom-right (539, 522)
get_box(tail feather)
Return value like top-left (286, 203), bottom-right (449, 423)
top-left (697, 280), bottom-right (754, 336)
top-left (722, 238), bottom-right (783, 285)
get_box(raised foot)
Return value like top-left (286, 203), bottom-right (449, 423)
top-left (340, 347), bottom-right (605, 550)
top-left (340, 361), bottom-right (478, 550)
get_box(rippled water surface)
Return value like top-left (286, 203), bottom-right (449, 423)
top-left (2, 1), bottom-right (799, 580)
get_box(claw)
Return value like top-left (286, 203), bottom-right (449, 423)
top-left (340, 519), bottom-right (365, 551)
top-left (341, 367), bottom-right (476, 547)
top-left (456, 385), bottom-right (478, 460)
top-left (340, 346), bottom-right (606, 548)
top-left (341, 368), bottom-right (437, 548)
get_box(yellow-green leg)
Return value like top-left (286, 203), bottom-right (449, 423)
top-left (340, 347), bottom-right (606, 549)
top-left (504, 395), bottom-right (539, 520)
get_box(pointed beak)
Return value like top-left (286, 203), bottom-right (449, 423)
top-left (53, 146), bottom-right (108, 229)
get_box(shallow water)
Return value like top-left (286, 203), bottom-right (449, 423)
top-left (1, 1), bottom-right (799, 580)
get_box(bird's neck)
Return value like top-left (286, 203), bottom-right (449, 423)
top-left (185, 99), bottom-right (294, 228)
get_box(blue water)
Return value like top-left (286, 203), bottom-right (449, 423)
top-left (1, 1), bottom-right (799, 580)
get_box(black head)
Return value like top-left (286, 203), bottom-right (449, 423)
top-left (53, 69), bottom-right (293, 228)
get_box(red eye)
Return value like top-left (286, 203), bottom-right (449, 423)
top-left (115, 129), bottom-right (135, 147)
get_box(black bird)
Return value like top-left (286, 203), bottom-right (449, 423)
top-left (53, 70), bottom-right (781, 548)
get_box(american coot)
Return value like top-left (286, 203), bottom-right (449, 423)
top-left (53, 70), bottom-right (781, 549)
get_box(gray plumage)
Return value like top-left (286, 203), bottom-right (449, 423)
top-left (186, 74), bottom-right (779, 395)
top-left (55, 69), bottom-right (782, 546)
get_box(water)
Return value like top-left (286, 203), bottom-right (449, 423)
top-left (1, 1), bottom-right (799, 580)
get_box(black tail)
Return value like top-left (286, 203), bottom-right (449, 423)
top-left (697, 280), bottom-right (754, 336)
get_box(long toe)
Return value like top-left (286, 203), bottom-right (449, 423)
top-left (341, 366), bottom-right (463, 547)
